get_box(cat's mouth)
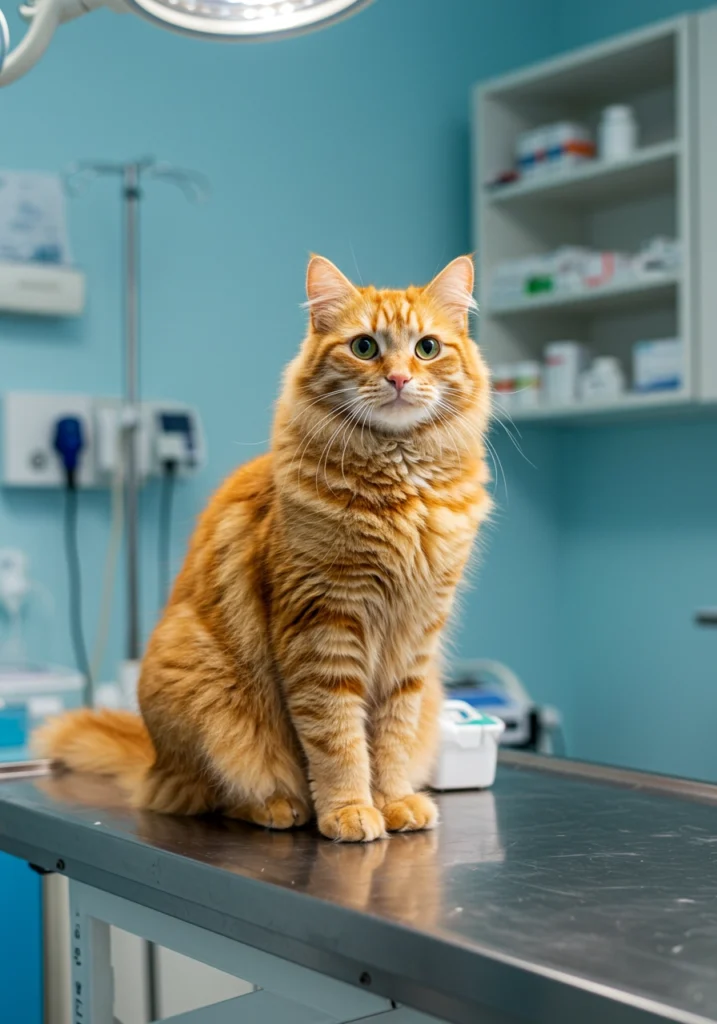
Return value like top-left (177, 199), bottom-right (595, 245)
top-left (369, 393), bottom-right (435, 432)
top-left (381, 394), bottom-right (416, 408)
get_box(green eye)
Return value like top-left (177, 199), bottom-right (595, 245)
top-left (351, 335), bottom-right (378, 360)
top-left (416, 337), bottom-right (440, 360)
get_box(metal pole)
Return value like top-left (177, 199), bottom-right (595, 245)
top-left (123, 164), bottom-right (141, 661)
top-left (65, 156), bottom-right (208, 671)
top-left (124, 163), bottom-right (158, 1024)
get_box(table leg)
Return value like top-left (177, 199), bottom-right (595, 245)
top-left (68, 881), bottom-right (114, 1024)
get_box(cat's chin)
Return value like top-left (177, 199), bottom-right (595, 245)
top-left (369, 400), bottom-right (435, 433)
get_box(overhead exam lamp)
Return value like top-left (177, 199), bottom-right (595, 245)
top-left (0, 0), bottom-right (373, 85)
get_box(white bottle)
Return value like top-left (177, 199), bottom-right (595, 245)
top-left (599, 105), bottom-right (638, 163)
top-left (544, 342), bottom-right (588, 405)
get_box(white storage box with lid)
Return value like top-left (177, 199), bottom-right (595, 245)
top-left (430, 700), bottom-right (505, 791)
top-left (0, 664), bottom-right (83, 760)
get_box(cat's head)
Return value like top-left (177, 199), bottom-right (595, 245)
top-left (291, 255), bottom-right (489, 436)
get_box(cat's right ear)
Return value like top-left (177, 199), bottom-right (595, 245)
top-left (305, 255), bottom-right (360, 332)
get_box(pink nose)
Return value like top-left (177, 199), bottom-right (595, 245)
top-left (387, 373), bottom-right (412, 393)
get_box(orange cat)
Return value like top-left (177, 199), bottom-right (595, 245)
top-left (36, 255), bottom-right (492, 842)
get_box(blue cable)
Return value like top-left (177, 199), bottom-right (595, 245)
top-left (53, 417), bottom-right (93, 704)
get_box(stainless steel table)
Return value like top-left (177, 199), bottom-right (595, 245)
top-left (1, 755), bottom-right (717, 1024)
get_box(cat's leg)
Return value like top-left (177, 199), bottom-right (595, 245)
top-left (370, 658), bottom-right (441, 833)
top-left (198, 693), bottom-right (312, 829)
top-left (276, 615), bottom-right (384, 843)
top-left (141, 603), bottom-right (311, 828)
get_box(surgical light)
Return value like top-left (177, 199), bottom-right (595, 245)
top-left (0, 0), bottom-right (373, 85)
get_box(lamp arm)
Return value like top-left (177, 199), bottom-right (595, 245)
top-left (0, 0), bottom-right (125, 86)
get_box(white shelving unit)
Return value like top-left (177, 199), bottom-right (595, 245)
top-left (472, 16), bottom-right (708, 423)
top-left (486, 140), bottom-right (679, 209)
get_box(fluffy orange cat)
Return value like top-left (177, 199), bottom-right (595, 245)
top-left (37, 254), bottom-right (492, 842)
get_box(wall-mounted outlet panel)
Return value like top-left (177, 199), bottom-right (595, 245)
top-left (2, 392), bottom-right (100, 488)
top-left (2, 392), bottom-right (205, 488)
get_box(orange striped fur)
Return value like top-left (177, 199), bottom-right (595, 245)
top-left (36, 255), bottom-right (492, 841)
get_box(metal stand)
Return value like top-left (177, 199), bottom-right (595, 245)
top-left (123, 162), bottom-right (142, 663)
top-left (66, 159), bottom-right (209, 668)
top-left (69, 880), bottom-right (438, 1024)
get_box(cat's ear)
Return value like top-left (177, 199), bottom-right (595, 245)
top-left (306, 255), bottom-right (360, 332)
top-left (425, 255), bottom-right (476, 330)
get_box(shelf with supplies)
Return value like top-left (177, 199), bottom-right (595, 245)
top-left (487, 272), bottom-right (679, 319)
top-left (472, 13), bottom-right (717, 421)
top-left (0, 262), bottom-right (85, 317)
top-left (501, 389), bottom-right (693, 424)
top-left (485, 140), bottom-right (678, 209)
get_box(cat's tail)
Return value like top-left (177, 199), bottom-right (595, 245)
top-left (34, 708), bottom-right (154, 790)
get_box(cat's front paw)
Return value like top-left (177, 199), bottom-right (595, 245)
top-left (382, 793), bottom-right (438, 833)
top-left (318, 804), bottom-right (386, 842)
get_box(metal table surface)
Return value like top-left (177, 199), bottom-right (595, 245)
top-left (1, 756), bottom-right (717, 1024)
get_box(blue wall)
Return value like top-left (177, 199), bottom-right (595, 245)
top-left (558, 0), bottom-right (714, 47)
top-left (456, 2), bottom-right (717, 784)
top-left (0, 0), bottom-right (561, 680)
top-left (2, 0), bottom-right (715, 789)
top-left (0, 852), bottom-right (42, 1023)
top-left (556, 420), bottom-right (717, 779)
top-left (532, 2), bottom-right (717, 780)
top-left (459, 424), bottom-right (564, 712)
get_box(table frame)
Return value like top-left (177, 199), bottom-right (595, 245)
top-left (69, 880), bottom-right (440, 1024)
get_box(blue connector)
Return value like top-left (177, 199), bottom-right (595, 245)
top-left (53, 416), bottom-right (85, 485)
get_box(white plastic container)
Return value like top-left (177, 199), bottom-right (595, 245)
top-left (546, 122), bottom-right (595, 173)
top-left (633, 338), bottom-right (683, 393)
top-left (579, 357), bottom-right (626, 402)
top-left (430, 700), bottom-right (505, 791)
top-left (633, 236), bottom-right (682, 278)
top-left (516, 123), bottom-right (594, 180)
top-left (516, 127), bottom-right (548, 179)
top-left (598, 105), bottom-right (638, 163)
top-left (544, 342), bottom-right (589, 405)
top-left (0, 664), bottom-right (83, 759)
top-left (581, 250), bottom-right (633, 290)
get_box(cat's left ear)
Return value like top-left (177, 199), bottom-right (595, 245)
top-left (306, 255), bottom-right (360, 332)
top-left (425, 255), bottom-right (477, 330)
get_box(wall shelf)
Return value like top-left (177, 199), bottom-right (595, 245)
top-left (488, 273), bottom-right (679, 319)
top-left (505, 389), bottom-right (692, 423)
top-left (0, 262), bottom-right (85, 317)
top-left (486, 141), bottom-right (678, 208)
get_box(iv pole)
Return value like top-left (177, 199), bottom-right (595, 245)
top-left (67, 158), bottom-right (209, 693)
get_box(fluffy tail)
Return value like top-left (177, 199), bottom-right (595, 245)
top-left (34, 708), bottom-right (154, 790)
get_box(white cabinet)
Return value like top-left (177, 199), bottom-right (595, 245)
top-left (472, 14), bottom-right (717, 422)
